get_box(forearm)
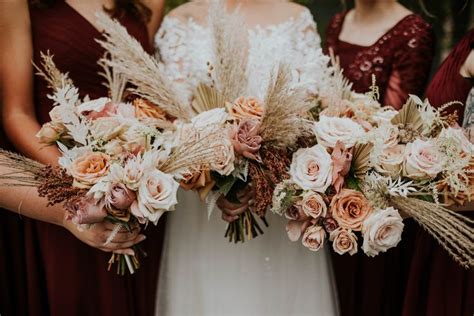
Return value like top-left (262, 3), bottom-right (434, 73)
top-left (3, 111), bottom-right (60, 165)
top-left (449, 202), bottom-right (474, 212)
top-left (0, 185), bottom-right (65, 226)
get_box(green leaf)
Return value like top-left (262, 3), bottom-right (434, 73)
top-left (213, 173), bottom-right (238, 197)
top-left (417, 194), bottom-right (435, 203)
top-left (346, 176), bottom-right (362, 192)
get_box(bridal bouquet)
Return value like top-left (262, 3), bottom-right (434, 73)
top-left (95, 3), bottom-right (314, 243)
top-left (0, 53), bottom-right (230, 274)
top-left (272, 70), bottom-right (474, 267)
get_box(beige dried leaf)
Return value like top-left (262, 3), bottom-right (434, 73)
top-left (391, 97), bottom-right (424, 133)
top-left (192, 83), bottom-right (227, 114)
top-left (352, 142), bottom-right (374, 179)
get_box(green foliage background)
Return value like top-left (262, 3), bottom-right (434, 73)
top-left (163, 0), bottom-right (474, 69)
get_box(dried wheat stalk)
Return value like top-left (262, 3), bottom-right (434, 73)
top-left (98, 55), bottom-right (127, 103)
top-left (95, 12), bottom-right (192, 120)
top-left (390, 196), bottom-right (474, 268)
top-left (260, 64), bottom-right (312, 148)
top-left (33, 51), bottom-right (73, 92)
top-left (208, 0), bottom-right (248, 101)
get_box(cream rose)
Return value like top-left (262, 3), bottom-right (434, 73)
top-left (330, 227), bottom-right (358, 255)
top-left (302, 225), bottom-right (326, 252)
top-left (90, 117), bottom-right (126, 142)
top-left (330, 189), bottom-right (372, 231)
top-left (136, 170), bottom-right (179, 224)
top-left (70, 152), bottom-right (110, 189)
top-left (210, 136), bottom-right (235, 176)
top-left (289, 144), bottom-right (333, 193)
top-left (362, 207), bottom-right (404, 257)
top-left (228, 97), bottom-right (264, 121)
top-left (403, 139), bottom-right (444, 180)
top-left (36, 122), bottom-right (65, 145)
top-left (313, 116), bottom-right (365, 148)
top-left (374, 144), bottom-right (405, 177)
top-left (301, 192), bottom-right (327, 219)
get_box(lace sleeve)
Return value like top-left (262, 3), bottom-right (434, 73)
top-left (292, 9), bottom-right (332, 95)
top-left (383, 17), bottom-right (435, 108)
top-left (154, 16), bottom-right (193, 99)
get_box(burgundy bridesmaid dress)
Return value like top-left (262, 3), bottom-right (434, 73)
top-left (402, 29), bottom-right (474, 316)
top-left (16, 2), bottom-right (166, 315)
top-left (325, 12), bottom-right (434, 109)
top-left (324, 12), bottom-right (435, 316)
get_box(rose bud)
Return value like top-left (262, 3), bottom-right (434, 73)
top-left (66, 197), bottom-right (107, 225)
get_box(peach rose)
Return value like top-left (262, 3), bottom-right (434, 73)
top-left (330, 189), bottom-right (372, 231)
top-left (133, 98), bottom-right (168, 120)
top-left (330, 227), bottom-right (358, 255)
top-left (70, 152), bottom-right (110, 189)
top-left (180, 169), bottom-right (215, 200)
top-left (230, 119), bottom-right (263, 161)
top-left (302, 225), bottom-right (326, 252)
top-left (228, 97), bottom-right (264, 121)
top-left (301, 192), bottom-right (327, 219)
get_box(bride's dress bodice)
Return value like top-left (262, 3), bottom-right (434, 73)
top-left (154, 7), bottom-right (338, 316)
top-left (155, 8), bottom-right (330, 101)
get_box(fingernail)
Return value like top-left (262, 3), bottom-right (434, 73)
top-left (138, 235), bottom-right (147, 242)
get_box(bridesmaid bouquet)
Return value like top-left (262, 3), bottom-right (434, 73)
top-left (0, 53), bottom-right (230, 274)
top-left (95, 4), bottom-right (313, 243)
top-left (272, 70), bottom-right (474, 267)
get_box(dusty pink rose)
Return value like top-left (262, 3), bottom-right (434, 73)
top-left (331, 141), bottom-right (353, 193)
top-left (302, 225), bottom-right (326, 251)
top-left (70, 152), bottom-right (110, 189)
top-left (285, 203), bottom-right (309, 221)
top-left (330, 189), bottom-right (372, 231)
top-left (330, 227), bottom-right (358, 255)
top-left (229, 97), bottom-right (264, 121)
top-left (230, 119), bottom-right (263, 161)
top-left (106, 182), bottom-right (136, 210)
top-left (286, 219), bottom-right (312, 242)
top-left (85, 101), bottom-right (118, 120)
top-left (322, 217), bottom-right (339, 233)
top-left (301, 192), bottom-right (327, 219)
top-left (66, 197), bottom-right (107, 225)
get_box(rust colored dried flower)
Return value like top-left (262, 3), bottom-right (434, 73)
top-left (36, 165), bottom-right (86, 206)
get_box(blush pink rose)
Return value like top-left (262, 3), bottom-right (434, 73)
top-left (66, 197), bottom-right (107, 225)
top-left (301, 192), bottom-right (327, 219)
top-left (330, 227), bottom-right (358, 255)
top-left (302, 225), bottom-right (326, 251)
top-left (230, 119), bottom-right (263, 161)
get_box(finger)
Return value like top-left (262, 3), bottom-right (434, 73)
top-left (221, 212), bottom-right (239, 223)
top-left (222, 204), bottom-right (247, 217)
top-left (107, 235), bottom-right (146, 250)
top-left (111, 232), bottom-right (146, 244)
top-left (217, 197), bottom-right (245, 210)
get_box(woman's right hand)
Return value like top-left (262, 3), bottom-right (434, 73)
top-left (217, 185), bottom-right (254, 223)
top-left (62, 219), bottom-right (146, 255)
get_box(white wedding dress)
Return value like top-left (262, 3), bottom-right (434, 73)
top-left (154, 7), bottom-right (339, 316)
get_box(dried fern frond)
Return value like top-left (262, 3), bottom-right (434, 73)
top-left (33, 51), bottom-right (73, 92)
top-left (95, 12), bottom-right (192, 120)
top-left (192, 83), bottom-right (226, 113)
top-left (208, 0), bottom-right (248, 101)
top-left (390, 196), bottom-right (474, 268)
top-left (260, 64), bottom-right (312, 148)
top-left (98, 54), bottom-right (127, 103)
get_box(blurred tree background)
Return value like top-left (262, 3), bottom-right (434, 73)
top-left (163, 0), bottom-right (474, 70)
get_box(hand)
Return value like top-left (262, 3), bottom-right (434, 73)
top-left (63, 219), bottom-right (146, 255)
top-left (217, 185), bottom-right (254, 223)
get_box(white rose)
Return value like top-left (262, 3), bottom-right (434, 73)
top-left (362, 207), bottom-right (404, 257)
top-left (372, 108), bottom-right (398, 125)
top-left (78, 97), bottom-right (111, 114)
top-left (313, 116), bottom-right (365, 148)
top-left (302, 225), bottom-right (326, 252)
top-left (102, 139), bottom-right (125, 156)
top-left (136, 169), bottom-right (179, 224)
top-left (374, 144), bottom-right (405, 177)
top-left (49, 106), bottom-right (64, 122)
top-left (90, 117), bottom-right (126, 141)
top-left (116, 102), bottom-right (136, 119)
top-left (439, 127), bottom-right (473, 155)
top-left (289, 144), bottom-right (333, 193)
top-left (380, 124), bottom-right (400, 148)
top-left (403, 139), bottom-right (444, 180)
top-left (191, 108), bottom-right (228, 128)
